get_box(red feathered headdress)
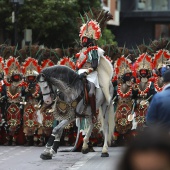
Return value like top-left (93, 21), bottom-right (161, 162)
top-left (4, 57), bottom-right (21, 77)
top-left (59, 57), bottom-right (76, 70)
top-left (114, 56), bottom-right (132, 77)
top-left (79, 20), bottom-right (101, 42)
top-left (153, 49), bottom-right (170, 69)
top-left (41, 59), bottom-right (55, 69)
top-left (134, 53), bottom-right (153, 72)
top-left (22, 57), bottom-right (41, 76)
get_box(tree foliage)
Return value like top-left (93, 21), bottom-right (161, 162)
top-left (0, 0), bottom-right (116, 48)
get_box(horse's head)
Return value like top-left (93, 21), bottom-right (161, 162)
top-left (37, 73), bottom-right (54, 104)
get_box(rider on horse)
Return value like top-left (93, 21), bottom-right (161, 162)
top-left (76, 20), bottom-right (104, 117)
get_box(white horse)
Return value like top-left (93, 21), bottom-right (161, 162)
top-left (37, 65), bottom-right (114, 159)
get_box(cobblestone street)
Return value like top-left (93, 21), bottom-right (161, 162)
top-left (0, 146), bottom-right (124, 170)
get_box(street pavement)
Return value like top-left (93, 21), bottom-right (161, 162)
top-left (0, 146), bottom-right (124, 170)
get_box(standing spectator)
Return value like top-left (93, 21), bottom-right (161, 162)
top-left (117, 127), bottom-right (170, 170)
top-left (146, 69), bottom-right (170, 129)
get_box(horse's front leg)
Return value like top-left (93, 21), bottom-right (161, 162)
top-left (40, 119), bottom-right (74, 160)
top-left (82, 113), bottom-right (94, 154)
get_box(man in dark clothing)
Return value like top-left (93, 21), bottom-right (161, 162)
top-left (146, 69), bottom-right (170, 129)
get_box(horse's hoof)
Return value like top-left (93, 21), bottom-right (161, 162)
top-left (40, 153), bottom-right (52, 160)
top-left (81, 148), bottom-right (89, 154)
top-left (101, 153), bottom-right (109, 157)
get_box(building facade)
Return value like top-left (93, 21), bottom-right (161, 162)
top-left (110, 0), bottom-right (170, 48)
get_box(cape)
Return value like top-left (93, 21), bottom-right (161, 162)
top-left (97, 48), bottom-right (113, 104)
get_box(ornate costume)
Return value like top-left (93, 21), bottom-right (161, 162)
top-left (22, 57), bottom-right (41, 146)
top-left (4, 57), bottom-right (24, 145)
top-left (133, 53), bottom-right (156, 130)
top-left (153, 50), bottom-right (170, 92)
top-left (114, 56), bottom-right (135, 135)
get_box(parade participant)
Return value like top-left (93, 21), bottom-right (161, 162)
top-left (153, 49), bottom-right (170, 92)
top-left (113, 56), bottom-right (137, 145)
top-left (22, 57), bottom-right (41, 146)
top-left (133, 53), bottom-right (156, 130)
top-left (4, 57), bottom-right (24, 145)
top-left (76, 11), bottom-right (113, 118)
top-left (0, 57), bottom-right (7, 144)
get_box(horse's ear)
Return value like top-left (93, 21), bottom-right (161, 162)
top-left (41, 73), bottom-right (46, 79)
top-left (36, 74), bottom-right (40, 82)
top-left (36, 73), bottom-right (46, 82)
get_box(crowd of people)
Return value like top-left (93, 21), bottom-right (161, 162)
top-left (0, 39), bottom-right (169, 147)
top-left (0, 8), bottom-right (170, 150)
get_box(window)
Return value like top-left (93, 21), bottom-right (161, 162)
top-left (137, 0), bottom-right (169, 11)
top-left (153, 0), bottom-right (168, 10)
top-left (137, 0), bottom-right (152, 10)
top-left (155, 24), bottom-right (170, 39)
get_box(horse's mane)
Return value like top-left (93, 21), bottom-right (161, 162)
top-left (41, 65), bottom-right (79, 85)
top-left (40, 65), bottom-right (83, 100)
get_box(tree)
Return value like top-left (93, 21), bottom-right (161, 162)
top-left (0, 0), bottom-right (116, 48)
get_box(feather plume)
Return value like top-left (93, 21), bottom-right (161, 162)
top-left (41, 59), bottom-right (54, 69)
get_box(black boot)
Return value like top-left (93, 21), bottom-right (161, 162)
top-left (46, 134), bottom-right (55, 147)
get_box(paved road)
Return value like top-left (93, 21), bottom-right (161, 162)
top-left (0, 146), bottom-right (124, 170)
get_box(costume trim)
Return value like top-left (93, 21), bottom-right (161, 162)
top-left (117, 83), bottom-right (132, 98)
top-left (154, 77), bottom-right (165, 92)
top-left (76, 46), bottom-right (98, 69)
top-left (137, 81), bottom-right (151, 96)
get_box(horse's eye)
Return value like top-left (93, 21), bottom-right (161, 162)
top-left (44, 86), bottom-right (48, 89)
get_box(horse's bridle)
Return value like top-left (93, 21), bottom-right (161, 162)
top-left (38, 76), bottom-right (55, 97)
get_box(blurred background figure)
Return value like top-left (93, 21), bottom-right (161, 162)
top-left (146, 69), bottom-right (170, 129)
top-left (117, 127), bottom-right (170, 170)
